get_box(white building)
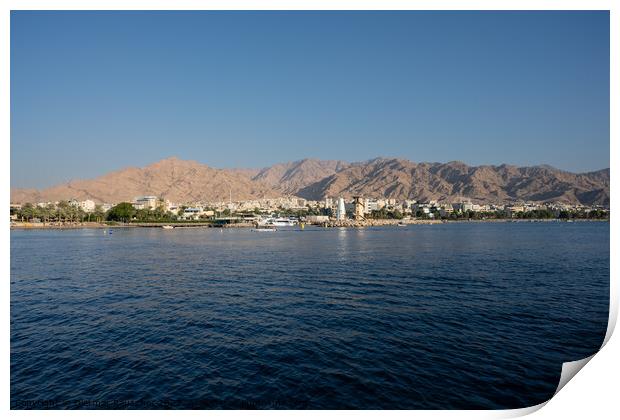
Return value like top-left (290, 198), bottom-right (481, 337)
top-left (182, 207), bottom-right (205, 220)
top-left (134, 196), bottom-right (158, 210)
top-left (364, 198), bottom-right (381, 214)
top-left (79, 199), bottom-right (96, 212)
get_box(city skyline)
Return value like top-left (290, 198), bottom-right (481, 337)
top-left (11, 11), bottom-right (610, 188)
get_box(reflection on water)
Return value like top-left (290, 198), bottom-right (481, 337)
top-left (10, 223), bottom-right (609, 409)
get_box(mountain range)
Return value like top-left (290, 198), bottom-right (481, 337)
top-left (11, 157), bottom-right (610, 206)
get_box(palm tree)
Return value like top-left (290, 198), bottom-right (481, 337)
top-left (36, 205), bottom-right (47, 224)
top-left (21, 203), bottom-right (35, 222)
top-left (57, 201), bottom-right (70, 224)
top-left (93, 205), bottom-right (105, 223)
top-left (45, 203), bottom-right (56, 223)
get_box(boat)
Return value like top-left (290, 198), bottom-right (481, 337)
top-left (162, 225), bottom-right (174, 229)
top-left (397, 223), bottom-right (406, 227)
top-left (252, 226), bottom-right (277, 232)
top-left (270, 218), bottom-right (297, 227)
top-left (256, 216), bottom-right (297, 227)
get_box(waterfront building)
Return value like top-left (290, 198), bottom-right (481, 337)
top-left (134, 196), bottom-right (158, 210)
top-left (336, 197), bottom-right (346, 220)
top-left (452, 201), bottom-right (474, 213)
top-left (364, 198), bottom-right (381, 214)
top-left (182, 206), bottom-right (205, 220)
top-left (506, 205), bottom-right (526, 217)
top-left (403, 200), bottom-right (417, 213)
top-left (165, 200), bottom-right (179, 213)
top-left (376, 199), bottom-right (387, 210)
top-left (438, 205), bottom-right (454, 218)
top-left (412, 203), bottom-right (433, 218)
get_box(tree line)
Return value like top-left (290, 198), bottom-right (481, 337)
top-left (11, 201), bottom-right (106, 223)
top-left (12, 201), bottom-right (609, 224)
top-left (413, 208), bottom-right (609, 220)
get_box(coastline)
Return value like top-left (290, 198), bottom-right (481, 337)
top-left (9, 218), bottom-right (609, 230)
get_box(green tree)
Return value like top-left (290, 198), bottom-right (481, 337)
top-left (391, 209), bottom-right (403, 219)
top-left (134, 208), bottom-right (150, 221)
top-left (558, 210), bottom-right (571, 219)
top-left (153, 205), bottom-right (166, 220)
top-left (20, 203), bottom-right (35, 222)
top-left (106, 202), bottom-right (136, 222)
top-left (37, 205), bottom-right (51, 224)
top-left (56, 201), bottom-right (70, 223)
top-left (45, 203), bottom-right (57, 223)
top-left (93, 205), bottom-right (105, 222)
top-left (415, 209), bottom-right (427, 219)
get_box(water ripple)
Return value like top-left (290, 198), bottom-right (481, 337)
top-left (11, 223), bottom-right (609, 409)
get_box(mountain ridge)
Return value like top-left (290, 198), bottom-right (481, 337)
top-left (11, 156), bottom-right (610, 206)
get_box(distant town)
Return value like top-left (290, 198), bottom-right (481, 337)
top-left (10, 194), bottom-right (610, 228)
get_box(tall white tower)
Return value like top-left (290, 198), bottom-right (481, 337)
top-left (336, 197), bottom-right (346, 220)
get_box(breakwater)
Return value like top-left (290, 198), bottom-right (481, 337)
top-left (321, 219), bottom-right (442, 228)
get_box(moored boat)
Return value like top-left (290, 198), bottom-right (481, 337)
top-left (252, 226), bottom-right (277, 232)
top-left (270, 218), bottom-right (297, 226)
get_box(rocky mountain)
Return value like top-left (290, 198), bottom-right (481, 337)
top-left (10, 157), bottom-right (277, 204)
top-left (296, 158), bottom-right (610, 205)
top-left (11, 156), bottom-right (610, 206)
top-left (251, 158), bottom-right (350, 195)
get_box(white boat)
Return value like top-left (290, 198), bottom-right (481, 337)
top-left (162, 225), bottom-right (174, 229)
top-left (256, 217), bottom-right (297, 227)
top-left (270, 218), bottom-right (297, 227)
top-left (252, 226), bottom-right (277, 232)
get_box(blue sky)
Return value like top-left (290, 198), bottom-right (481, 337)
top-left (11, 11), bottom-right (609, 188)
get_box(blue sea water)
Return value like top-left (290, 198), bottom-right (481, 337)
top-left (10, 222), bottom-right (609, 409)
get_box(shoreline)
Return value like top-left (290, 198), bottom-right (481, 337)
top-left (9, 218), bottom-right (609, 230)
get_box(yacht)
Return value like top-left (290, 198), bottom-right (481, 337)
top-left (258, 217), bottom-right (297, 227)
top-left (271, 218), bottom-right (297, 227)
top-left (252, 225), bottom-right (277, 232)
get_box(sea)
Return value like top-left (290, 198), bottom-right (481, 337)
top-left (10, 221), bottom-right (609, 409)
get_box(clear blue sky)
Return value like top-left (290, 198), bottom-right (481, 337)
top-left (11, 11), bottom-right (609, 188)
